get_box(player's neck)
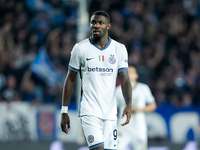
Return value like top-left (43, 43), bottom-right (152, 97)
top-left (92, 36), bottom-right (109, 49)
top-left (131, 81), bottom-right (137, 89)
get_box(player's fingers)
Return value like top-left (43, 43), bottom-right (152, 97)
top-left (121, 112), bottom-right (130, 126)
top-left (121, 112), bottom-right (126, 126)
top-left (121, 118), bottom-right (128, 126)
top-left (121, 110), bottom-right (125, 118)
top-left (61, 124), bottom-right (68, 134)
top-left (126, 112), bottom-right (131, 124)
top-left (121, 121), bottom-right (126, 126)
top-left (61, 124), bottom-right (67, 134)
top-left (121, 122), bottom-right (124, 126)
top-left (67, 122), bottom-right (71, 131)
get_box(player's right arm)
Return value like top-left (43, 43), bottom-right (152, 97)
top-left (60, 69), bottom-right (77, 134)
top-left (60, 43), bottom-right (81, 134)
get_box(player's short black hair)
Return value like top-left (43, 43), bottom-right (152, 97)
top-left (92, 10), bottom-right (110, 23)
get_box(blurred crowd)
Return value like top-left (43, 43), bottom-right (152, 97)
top-left (0, 0), bottom-right (200, 108)
top-left (0, 0), bottom-right (77, 105)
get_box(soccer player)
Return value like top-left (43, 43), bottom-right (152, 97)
top-left (116, 66), bottom-right (157, 150)
top-left (60, 10), bottom-right (132, 150)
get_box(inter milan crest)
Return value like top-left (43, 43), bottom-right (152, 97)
top-left (87, 135), bottom-right (94, 143)
top-left (109, 55), bottom-right (116, 64)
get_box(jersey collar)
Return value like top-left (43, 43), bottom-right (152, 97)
top-left (89, 36), bottom-right (111, 51)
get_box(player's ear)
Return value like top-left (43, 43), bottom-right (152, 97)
top-left (107, 23), bottom-right (111, 30)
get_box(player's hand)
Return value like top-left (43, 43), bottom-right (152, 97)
top-left (60, 113), bottom-right (70, 134)
top-left (121, 105), bottom-right (131, 126)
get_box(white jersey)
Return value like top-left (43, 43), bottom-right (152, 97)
top-left (69, 37), bottom-right (128, 120)
top-left (116, 82), bottom-right (155, 135)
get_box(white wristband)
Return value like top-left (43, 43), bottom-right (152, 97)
top-left (61, 106), bottom-right (68, 114)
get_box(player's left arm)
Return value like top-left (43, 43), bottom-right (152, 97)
top-left (133, 85), bottom-right (157, 112)
top-left (118, 70), bottom-right (132, 126)
top-left (133, 103), bottom-right (157, 112)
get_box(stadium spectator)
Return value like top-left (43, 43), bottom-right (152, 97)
top-left (1, 74), bottom-right (21, 102)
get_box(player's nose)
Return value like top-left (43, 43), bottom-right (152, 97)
top-left (94, 23), bottom-right (100, 28)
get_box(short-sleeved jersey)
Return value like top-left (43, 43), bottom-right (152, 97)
top-left (69, 37), bottom-right (128, 120)
top-left (116, 82), bottom-right (155, 134)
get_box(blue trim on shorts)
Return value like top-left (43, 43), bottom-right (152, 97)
top-left (104, 149), bottom-right (116, 150)
top-left (89, 142), bottom-right (104, 149)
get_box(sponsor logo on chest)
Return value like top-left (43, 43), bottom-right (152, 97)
top-left (85, 54), bottom-right (116, 76)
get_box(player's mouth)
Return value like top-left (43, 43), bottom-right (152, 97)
top-left (93, 30), bottom-right (100, 35)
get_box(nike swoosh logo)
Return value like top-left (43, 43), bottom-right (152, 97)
top-left (114, 144), bottom-right (117, 147)
top-left (86, 58), bottom-right (94, 61)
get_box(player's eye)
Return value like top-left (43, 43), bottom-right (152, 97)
top-left (91, 21), bottom-right (96, 25)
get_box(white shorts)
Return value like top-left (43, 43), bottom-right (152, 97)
top-left (117, 129), bottom-right (147, 150)
top-left (80, 115), bottom-right (118, 149)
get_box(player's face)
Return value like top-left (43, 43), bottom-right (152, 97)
top-left (90, 15), bottom-right (111, 39)
top-left (128, 67), bottom-right (138, 82)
